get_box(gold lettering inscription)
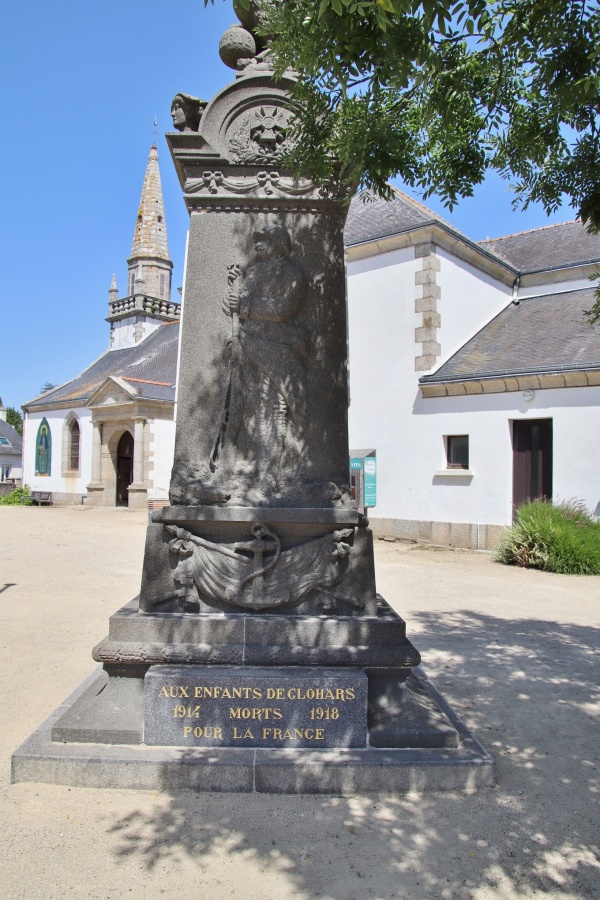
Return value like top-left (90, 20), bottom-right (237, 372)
top-left (192, 686), bottom-right (263, 700)
top-left (309, 706), bottom-right (339, 720)
top-left (264, 727), bottom-right (326, 741)
top-left (182, 725), bottom-right (223, 739)
top-left (159, 685), bottom-right (190, 698)
top-left (266, 688), bottom-right (285, 700)
top-left (173, 704), bottom-right (202, 718)
top-left (229, 707), bottom-right (282, 721)
top-left (232, 727), bottom-right (254, 739)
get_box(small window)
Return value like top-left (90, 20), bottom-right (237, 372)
top-left (159, 273), bottom-right (166, 297)
top-left (0, 437), bottom-right (10, 446)
top-left (446, 435), bottom-right (469, 469)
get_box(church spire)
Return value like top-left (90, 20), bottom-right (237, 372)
top-left (106, 141), bottom-right (179, 351)
top-left (126, 143), bottom-right (173, 301)
top-left (130, 144), bottom-right (170, 260)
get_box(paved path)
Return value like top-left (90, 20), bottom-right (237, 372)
top-left (0, 506), bottom-right (598, 899)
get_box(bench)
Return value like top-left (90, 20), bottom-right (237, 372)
top-left (30, 491), bottom-right (53, 506)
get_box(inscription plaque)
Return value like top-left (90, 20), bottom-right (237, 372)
top-left (144, 665), bottom-right (368, 748)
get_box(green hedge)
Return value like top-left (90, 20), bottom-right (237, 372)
top-left (496, 500), bottom-right (600, 575)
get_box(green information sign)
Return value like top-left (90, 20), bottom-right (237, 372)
top-left (363, 457), bottom-right (377, 507)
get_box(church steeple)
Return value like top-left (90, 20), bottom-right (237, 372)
top-left (106, 142), bottom-right (180, 351)
top-left (126, 143), bottom-right (173, 301)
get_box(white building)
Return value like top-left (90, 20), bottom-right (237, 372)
top-left (0, 400), bottom-right (23, 486)
top-left (345, 192), bottom-right (600, 548)
top-left (22, 161), bottom-right (600, 546)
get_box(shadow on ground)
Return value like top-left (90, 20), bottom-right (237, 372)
top-left (106, 612), bottom-right (600, 899)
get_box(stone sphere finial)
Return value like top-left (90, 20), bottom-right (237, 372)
top-left (219, 23), bottom-right (256, 70)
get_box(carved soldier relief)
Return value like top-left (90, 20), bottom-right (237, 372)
top-left (170, 225), bottom-right (314, 507)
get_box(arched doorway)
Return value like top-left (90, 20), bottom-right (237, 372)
top-left (116, 431), bottom-right (134, 506)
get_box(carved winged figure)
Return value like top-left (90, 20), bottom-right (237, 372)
top-left (163, 524), bottom-right (355, 612)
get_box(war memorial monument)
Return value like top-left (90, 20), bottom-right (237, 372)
top-left (12, 4), bottom-right (493, 793)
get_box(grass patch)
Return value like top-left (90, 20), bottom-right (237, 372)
top-left (496, 499), bottom-right (600, 575)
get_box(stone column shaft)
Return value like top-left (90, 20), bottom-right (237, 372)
top-left (91, 422), bottom-right (102, 483)
top-left (133, 419), bottom-right (145, 483)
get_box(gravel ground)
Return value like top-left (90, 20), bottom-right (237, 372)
top-left (0, 505), bottom-right (598, 900)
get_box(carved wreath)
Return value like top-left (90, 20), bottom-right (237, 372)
top-left (228, 106), bottom-right (296, 165)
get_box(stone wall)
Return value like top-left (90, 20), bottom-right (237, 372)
top-left (370, 517), bottom-right (506, 551)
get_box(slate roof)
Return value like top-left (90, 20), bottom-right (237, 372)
top-left (0, 419), bottom-right (23, 456)
top-left (24, 323), bottom-right (179, 409)
top-left (420, 287), bottom-right (600, 383)
top-left (345, 191), bottom-right (600, 276)
top-left (344, 190), bottom-right (443, 246)
top-left (478, 220), bottom-right (600, 272)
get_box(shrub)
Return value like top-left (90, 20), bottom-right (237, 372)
top-left (496, 499), bottom-right (600, 575)
top-left (0, 485), bottom-right (34, 506)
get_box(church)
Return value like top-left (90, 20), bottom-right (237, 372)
top-left (22, 145), bottom-right (180, 510)
top-left (22, 145), bottom-right (600, 546)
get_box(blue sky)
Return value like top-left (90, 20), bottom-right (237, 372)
top-left (1, 0), bottom-right (575, 411)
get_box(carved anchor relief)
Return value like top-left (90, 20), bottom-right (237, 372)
top-left (151, 523), bottom-right (361, 612)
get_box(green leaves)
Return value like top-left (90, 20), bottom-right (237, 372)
top-left (255, 0), bottom-right (600, 221)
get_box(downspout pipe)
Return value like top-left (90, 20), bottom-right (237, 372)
top-left (512, 275), bottom-right (520, 305)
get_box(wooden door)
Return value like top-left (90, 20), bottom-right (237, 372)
top-left (116, 431), bottom-right (134, 506)
top-left (512, 419), bottom-right (553, 512)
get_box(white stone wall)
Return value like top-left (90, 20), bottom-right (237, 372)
top-left (110, 316), bottom-right (164, 350)
top-left (23, 407), bottom-right (92, 500)
top-left (518, 276), bottom-right (592, 300)
top-left (434, 246), bottom-right (512, 365)
top-left (347, 245), bottom-right (509, 524)
top-left (409, 386), bottom-right (600, 524)
top-left (346, 245), bottom-right (600, 536)
top-left (148, 417), bottom-right (176, 499)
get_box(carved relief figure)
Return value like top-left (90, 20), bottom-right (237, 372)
top-left (169, 226), bottom-right (309, 507)
top-left (170, 93), bottom-right (207, 133)
top-left (220, 226), bottom-right (309, 503)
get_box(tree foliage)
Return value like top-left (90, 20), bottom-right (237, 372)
top-left (6, 407), bottom-right (23, 436)
top-left (256, 0), bottom-right (600, 229)
top-left (212, 1), bottom-right (600, 314)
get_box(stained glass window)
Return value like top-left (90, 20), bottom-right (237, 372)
top-left (69, 419), bottom-right (80, 471)
top-left (35, 418), bottom-right (52, 476)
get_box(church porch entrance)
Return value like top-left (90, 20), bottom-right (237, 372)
top-left (116, 431), bottom-right (134, 506)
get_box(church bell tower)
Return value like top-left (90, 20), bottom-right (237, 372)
top-left (106, 143), bottom-right (179, 349)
